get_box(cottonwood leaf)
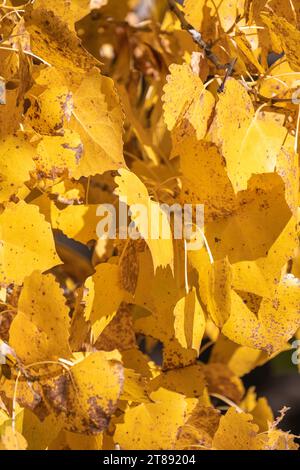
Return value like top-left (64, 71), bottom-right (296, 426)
top-left (71, 69), bottom-right (125, 178)
top-left (178, 137), bottom-right (236, 222)
top-left (210, 78), bottom-right (287, 192)
top-left (9, 270), bottom-right (71, 365)
top-left (114, 388), bottom-right (187, 450)
top-left (147, 364), bottom-right (206, 398)
top-left (24, 5), bottom-right (98, 75)
top-left (210, 334), bottom-right (270, 377)
top-left (51, 203), bottom-right (98, 244)
top-left (134, 251), bottom-right (197, 369)
top-left (42, 351), bottom-right (124, 434)
top-left (25, 87), bottom-right (73, 136)
top-left (162, 63), bottom-right (215, 140)
top-left (205, 174), bottom-right (292, 263)
top-left (261, 11), bottom-right (300, 71)
top-left (0, 426), bottom-right (28, 450)
top-left (32, 1), bottom-right (93, 32)
top-left (183, 0), bottom-right (245, 35)
top-left (22, 409), bottom-right (62, 450)
top-left (222, 280), bottom-right (300, 354)
top-left (85, 263), bottom-right (126, 341)
top-left (173, 288), bottom-right (206, 354)
top-left (175, 403), bottom-right (220, 450)
top-left (34, 130), bottom-right (82, 183)
top-left (0, 134), bottom-right (35, 203)
top-left (0, 201), bottom-right (60, 285)
top-left (212, 407), bottom-right (260, 450)
top-left (114, 169), bottom-right (174, 273)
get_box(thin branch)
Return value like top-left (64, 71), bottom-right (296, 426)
top-left (247, 87), bottom-right (298, 105)
top-left (167, 0), bottom-right (235, 72)
top-left (218, 57), bottom-right (237, 92)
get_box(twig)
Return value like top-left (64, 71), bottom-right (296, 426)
top-left (167, 0), bottom-right (235, 73)
top-left (0, 45), bottom-right (52, 66)
top-left (218, 57), bottom-right (237, 92)
top-left (247, 86), bottom-right (298, 105)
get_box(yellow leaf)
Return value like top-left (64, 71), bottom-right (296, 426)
top-left (25, 6), bottom-right (98, 75)
top-left (261, 12), bottom-right (300, 71)
top-left (210, 78), bottom-right (287, 191)
top-left (174, 288), bottom-right (206, 353)
top-left (0, 201), bottom-right (60, 285)
top-left (183, 0), bottom-right (242, 35)
top-left (178, 137), bottom-right (236, 222)
top-left (71, 69), bottom-right (125, 177)
top-left (0, 135), bottom-right (35, 203)
top-left (115, 169), bottom-right (174, 272)
top-left (210, 334), bottom-right (270, 377)
top-left (25, 71), bottom-right (73, 135)
top-left (206, 174), bottom-right (292, 263)
top-left (34, 130), bottom-right (82, 182)
top-left (32, 0), bottom-right (92, 31)
top-left (251, 397), bottom-right (274, 433)
top-left (86, 263), bottom-right (126, 341)
top-left (121, 368), bottom-right (149, 403)
top-left (207, 258), bottom-right (232, 327)
top-left (231, 215), bottom-right (298, 296)
top-left (222, 279), bottom-right (300, 354)
top-left (0, 426), bottom-right (27, 450)
top-left (259, 59), bottom-right (300, 101)
top-left (114, 388), bottom-right (187, 450)
top-left (51, 203), bottom-right (98, 244)
top-left (203, 363), bottom-right (245, 403)
top-left (22, 409), bottom-right (62, 450)
top-left (148, 365), bottom-right (206, 398)
top-left (212, 407), bottom-right (260, 450)
top-left (134, 251), bottom-right (197, 368)
top-left (95, 303), bottom-right (136, 352)
top-left (163, 63), bottom-right (215, 140)
top-left (42, 351), bottom-right (124, 434)
top-left (175, 403), bottom-right (220, 450)
top-left (9, 270), bottom-right (71, 364)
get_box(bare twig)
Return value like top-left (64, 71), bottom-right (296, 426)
top-left (167, 0), bottom-right (235, 73)
top-left (218, 57), bottom-right (237, 92)
top-left (246, 86), bottom-right (297, 105)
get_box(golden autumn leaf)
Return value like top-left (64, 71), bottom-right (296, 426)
top-left (0, 0), bottom-right (299, 452)
top-left (34, 130), bottom-right (82, 182)
top-left (22, 409), bottom-right (62, 450)
top-left (147, 364), bottom-right (206, 398)
top-left (183, 0), bottom-right (244, 35)
top-left (114, 388), bottom-right (187, 450)
top-left (85, 263), bottom-right (126, 341)
top-left (224, 281), bottom-right (300, 354)
top-left (0, 426), bottom-right (28, 450)
top-left (42, 351), bottom-right (124, 434)
top-left (0, 202), bottom-right (60, 285)
top-left (175, 403), bottom-right (220, 450)
top-left (114, 169), bottom-right (174, 272)
top-left (212, 407), bottom-right (260, 450)
top-left (173, 288), bottom-right (206, 353)
top-left (163, 63), bottom-right (215, 140)
top-left (24, 5), bottom-right (98, 75)
top-left (9, 270), bottom-right (71, 364)
top-left (71, 69), bottom-right (125, 177)
top-left (31, 0), bottom-right (93, 32)
top-left (25, 69), bottom-right (73, 135)
top-left (0, 134), bottom-right (35, 203)
top-left (261, 11), bottom-right (300, 71)
top-left (210, 78), bottom-right (287, 192)
top-left (51, 203), bottom-right (98, 244)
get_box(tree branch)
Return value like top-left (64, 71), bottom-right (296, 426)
top-left (167, 0), bottom-right (234, 72)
